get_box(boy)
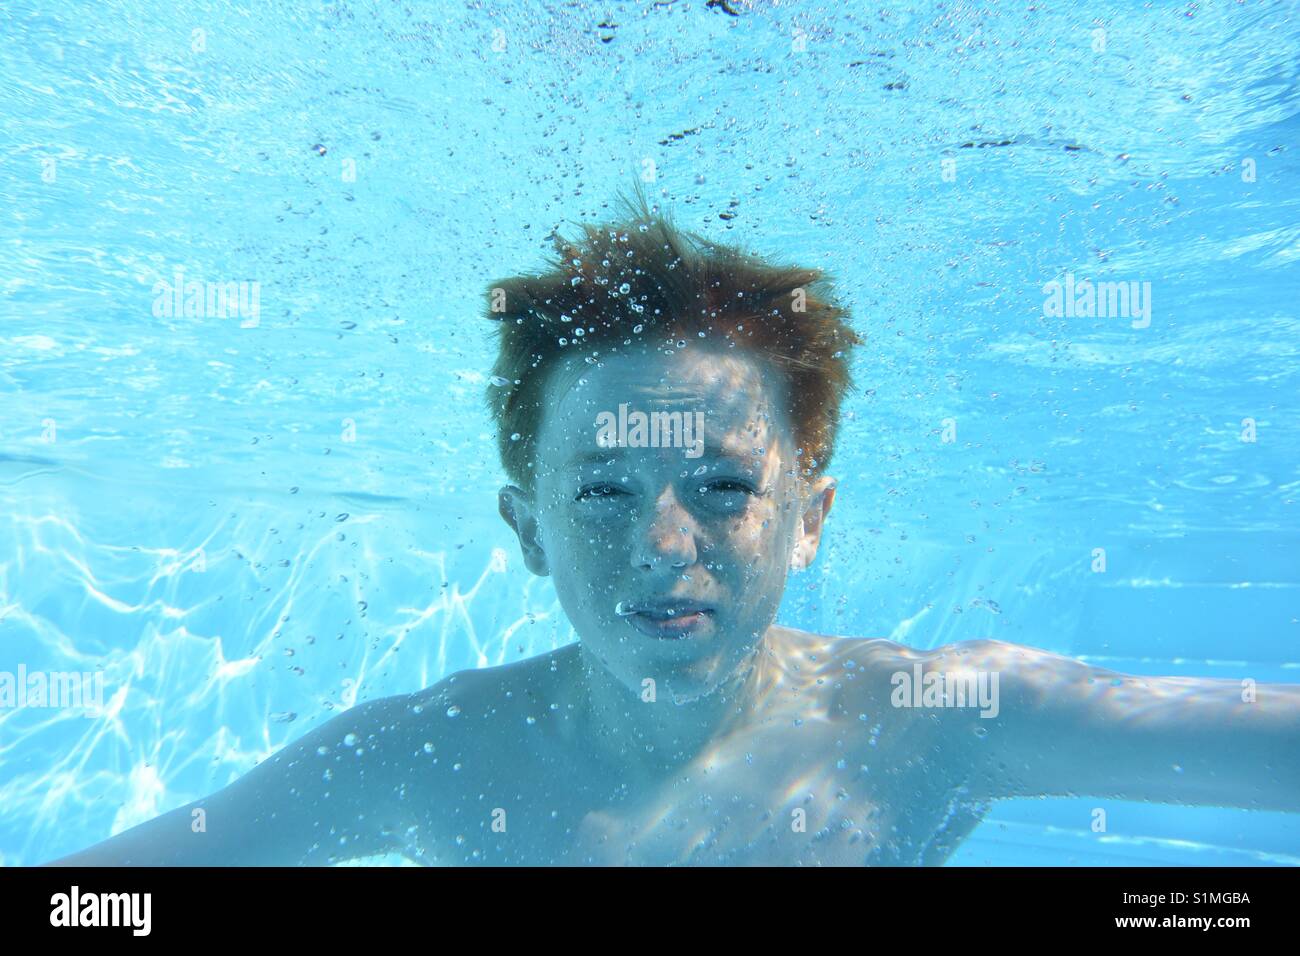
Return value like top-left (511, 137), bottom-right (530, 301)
top-left (50, 192), bottom-right (1300, 866)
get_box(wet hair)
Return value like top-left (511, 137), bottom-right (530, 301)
top-left (482, 183), bottom-right (862, 494)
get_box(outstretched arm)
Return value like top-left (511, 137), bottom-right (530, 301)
top-left (956, 640), bottom-right (1300, 810)
top-left (44, 695), bottom-right (414, 866)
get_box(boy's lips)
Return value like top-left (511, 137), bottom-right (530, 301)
top-left (615, 599), bottom-right (717, 638)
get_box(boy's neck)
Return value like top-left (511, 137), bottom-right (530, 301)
top-left (575, 631), bottom-right (780, 780)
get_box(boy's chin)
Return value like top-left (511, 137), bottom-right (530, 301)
top-left (582, 631), bottom-right (759, 701)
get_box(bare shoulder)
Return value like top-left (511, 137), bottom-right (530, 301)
top-left (770, 626), bottom-right (970, 673)
top-left (772, 629), bottom-right (1068, 722)
top-left (43, 652), bottom-right (579, 867)
top-left (402, 644), bottom-right (579, 720)
top-left (809, 635), bottom-right (1108, 742)
top-left (382, 644), bottom-right (584, 776)
top-left (806, 632), bottom-right (1074, 677)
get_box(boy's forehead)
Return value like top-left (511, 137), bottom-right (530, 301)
top-left (540, 345), bottom-right (792, 437)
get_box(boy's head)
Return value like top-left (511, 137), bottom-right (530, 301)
top-left (484, 187), bottom-right (861, 702)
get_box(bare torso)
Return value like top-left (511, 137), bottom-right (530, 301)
top-left (49, 625), bottom-right (1300, 868)
top-left (370, 628), bottom-right (992, 866)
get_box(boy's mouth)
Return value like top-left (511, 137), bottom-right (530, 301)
top-left (615, 600), bottom-right (716, 639)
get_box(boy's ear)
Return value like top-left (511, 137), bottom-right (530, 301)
top-left (790, 475), bottom-right (837, 571)
top-left (499, 485), bottom-right (550, 576)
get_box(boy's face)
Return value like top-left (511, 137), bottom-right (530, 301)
top-left (499, 340), bottom-right (836, 703)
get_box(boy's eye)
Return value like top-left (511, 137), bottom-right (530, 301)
top-left (575, 483), bottom-right (626, 502)
top-left (699, 479), bottom-right (759, 497)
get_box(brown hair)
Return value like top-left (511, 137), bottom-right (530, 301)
top-left (482, 185), bottom-right (862, 493)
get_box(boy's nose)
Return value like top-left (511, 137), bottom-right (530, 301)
top-left (631, 485), bottom-right (697, 571)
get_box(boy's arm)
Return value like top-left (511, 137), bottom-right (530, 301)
top-left (955, 640), bottom-right (1300, 811)
top-left (44, 695), bottom-right (417, 866)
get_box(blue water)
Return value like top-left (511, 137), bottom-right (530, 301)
top-left (2, 0), bottom-right (1298, 866)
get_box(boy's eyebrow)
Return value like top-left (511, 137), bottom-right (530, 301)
top-left (563, 446), bottom-right (761, 471)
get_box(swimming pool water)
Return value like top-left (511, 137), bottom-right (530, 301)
top-left (1, 0), bottom-right (1298, 866)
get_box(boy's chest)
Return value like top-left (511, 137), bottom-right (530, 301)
top-left (404, 711), bottom-right (987, 866)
